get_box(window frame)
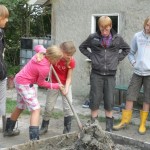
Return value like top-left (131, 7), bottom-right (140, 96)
top-left (91, 13), bottom-right (120, 34)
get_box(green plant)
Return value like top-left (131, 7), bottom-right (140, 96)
top-left (51, 110), bottom-right (64, 119)
top-left (6, 98), bottom-right (65, 117)
top-left (7, 65), bottom-right (20, 76)
top-left (0, 0), bottom-right (51, 67)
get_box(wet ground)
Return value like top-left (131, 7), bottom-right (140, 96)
top-left (1, 120), bottom-right (147, 150)
top-left (0, 88), bottom-right (150, 149)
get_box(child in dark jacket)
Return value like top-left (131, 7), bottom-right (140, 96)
top-left (79, 16), bottom-right (130, 132)
top-left (0, 5), bottom-right (9, 120)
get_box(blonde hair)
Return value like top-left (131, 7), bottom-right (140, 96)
top-left (98, 16), bottom-right (112, 28)
top-left (0, 5), bottom-right (9, 19)
top-left (37, 45), bottom-right (63, 62)
top-left (46, 45), bottom-right (63, 61)
top-left (60, 41), bottom-right (76, 56)
top-left (143, 16), bottom-right (150, 28)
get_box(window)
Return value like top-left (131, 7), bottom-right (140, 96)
top-left (91, 14), bottom-right (119, 33)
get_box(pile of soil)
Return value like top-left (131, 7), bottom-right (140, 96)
top-left (74, 120), bottom-right (114, 150)
top-left (38, 120), bottom-right (141, 150)
top-left (5, 120), bottom-right (143, 150)
top-left (71, 120), bottom-right (141, 150)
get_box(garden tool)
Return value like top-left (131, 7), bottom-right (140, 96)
top-left (51, 65), bottom-right (83, 132)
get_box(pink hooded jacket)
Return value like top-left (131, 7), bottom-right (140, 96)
top-left (15, 45), bottom-right (59, 89)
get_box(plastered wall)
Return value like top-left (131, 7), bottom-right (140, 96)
top-left (50, 0), bottom-right (149, 98)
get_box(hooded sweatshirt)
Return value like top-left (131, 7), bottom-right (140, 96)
top-left (128, 31), bottom-right (150, 76)
top-left (15, 54), bottom-right (59, 89)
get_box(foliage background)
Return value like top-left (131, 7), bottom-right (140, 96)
top-left (0, 0), bottom-right (51, 75)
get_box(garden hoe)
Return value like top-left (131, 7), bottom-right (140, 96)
top-left (51, 65), bottom-right (114, 150)
top-left (51, 65), bottom-right (83, 133)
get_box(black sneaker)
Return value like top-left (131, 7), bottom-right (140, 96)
top-left (82, 100), bottom-right (90, 108)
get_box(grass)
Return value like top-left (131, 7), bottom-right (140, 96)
top-left (78, 114), bottom-right (89, 119)
top-left (6, 98), bottom-right (16, 113)
top-left (6, 98), bottom-right (31, 115)
top-left (6, 98), bottom-right (64, 118)
top-left (6, 99), bottom-right (127, 123)
top-left (51, 110), bottom-right (64, 119)
top-left (78, 114), bottom-right (119, 123)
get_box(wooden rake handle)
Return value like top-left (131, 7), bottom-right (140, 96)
top-left (51, 65), bottom-right (83, 131)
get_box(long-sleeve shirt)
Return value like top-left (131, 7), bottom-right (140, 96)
top-left (128, 30), bottom-right (150, 76)
top-left (15, 54), bottom-right (59, 89)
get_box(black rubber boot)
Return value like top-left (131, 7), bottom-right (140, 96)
top-left (63, 116), bottom-right (72, 134)
top-left (29, 126), bottom-right (39, 140)
top-left (105, 117), bottom-right (114, 132)
top-left (3, 118), bottom-right (20, 137)
top-left (39, 120), bottom-right (49, 135)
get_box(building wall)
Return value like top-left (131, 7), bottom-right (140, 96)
top-left (50, 0), bottom-right (149, 98)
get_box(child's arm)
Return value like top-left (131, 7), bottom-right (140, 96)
top-left (37, 70), bottom-right (61, 89)
top-left (62, 68), bottom-right (73, 95)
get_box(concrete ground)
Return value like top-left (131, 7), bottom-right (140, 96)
top-left (0, 88), bottom-right (91, 149)
top-left (0, 88), bottom-right (150, 149)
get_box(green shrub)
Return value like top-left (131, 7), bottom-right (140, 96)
top-left (7, 65), bottom-right (20, 76)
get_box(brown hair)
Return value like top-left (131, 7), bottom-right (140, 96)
top-left (0, 5), bottom-right (9, 18)
top-left (98, 16), bottom-right (112, 28)
top-left (60, 41), bottom-right (76, 68)
top-left (60, 41), bottom-right (76, 56)
top-left (143, 16), bottom-right (150, 28)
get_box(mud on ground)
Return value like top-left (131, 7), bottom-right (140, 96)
top-left (44, 120), bottom-right (142, 150)
top-left (1, 117), bottom-right (148, 150)
top-left (1, 109), bottom-right (150, 149)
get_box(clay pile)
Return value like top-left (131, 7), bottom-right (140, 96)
top-left (72, 120), bottom-right (141, 150)
top-left (6, 120), bottom-right (143, 150)
top-left (46, 120), bottom-right (141, 150)
top-left (74, 120), bottom-right (114, 150)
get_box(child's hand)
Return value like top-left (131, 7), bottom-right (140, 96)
top-left (59, 84), bottom-right (65, 91)
top-left (61, 87), bottom-right (69, 96)
top-left (59, 84), bottom-right (67, 95)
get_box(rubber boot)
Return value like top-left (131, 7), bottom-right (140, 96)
top-left (63, 116), bottom-right (72, 134)
top-left (113, 109), bottom-right (132, 131)
top-left (29, 126), bottom-right (39, 140)
top-left (39, 120), bottom-right (49, 135)
top-left (105, 117), bottom-right (114, 132)
top-left (138, 110), bottom-right (148, 135)
top-left (3, 118), bottom-right (20, 137)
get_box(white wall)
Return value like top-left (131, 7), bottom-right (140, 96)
top-left (28, 0), bottom-right (37, 5)
top-left (50, 0), bottom-right (149, 98)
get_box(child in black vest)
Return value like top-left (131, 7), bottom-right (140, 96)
top-left (0, 4), bottom-right (9, 123)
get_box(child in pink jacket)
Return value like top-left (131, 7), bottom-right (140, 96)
top-left (4, 45), bottom-right (63, 140)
